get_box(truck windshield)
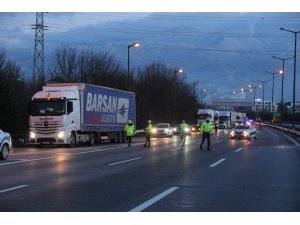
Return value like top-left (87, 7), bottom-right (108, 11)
top-left (219, 116), bottom-right (229, 121)
top-left (29, 100), bottom-right (66, 116)
top-left (198, 114), bottom-right (211, 119)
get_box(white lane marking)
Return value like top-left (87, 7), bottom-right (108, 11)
top-left (129, 187), bottom-right (179, 212)
top-left (9, 159), bottom-right (28, 161)
top-left (209, 158), bottom-right (226, 167)
top-left (109, 157), bottom-right (142, 166)
top-left (235, 148), bottom-right (243, 152)
top-left (169, 147), bottom-right (183, 151)
top-left (0, 145), bottom-right (127, 167)
top-left (0, 185), bottom-right (28, 194)
top-left (247, 142), bottom-right (251, 145)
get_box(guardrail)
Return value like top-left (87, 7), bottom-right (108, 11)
top-left (135, 129), bottom-right (146, 136)
top-left (264, 122), bottom-right (300, 139)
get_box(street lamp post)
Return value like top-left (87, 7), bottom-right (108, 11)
top-left (233, 90), bottom-right (242, 99)
top-left (265, 71), bottom-right (277, 113)
top-left (240, 87), bottom-right (252, 99)
top-left (200, 89), bottom-right (206, 105)
top-left (272, 55), bottom-right (293, 118)
top-left (280, 27), bottom-right (300, 130)
top-left (249, 84), bottom-right (262, 113)
top-left (192, 81), bottom-right (199, 97)
top-left (257, 80), bottom-right (270, 112)
top-left (127, 42), bottom-right (140, 91)
top-left (173, 68), bottom-right (183, 123)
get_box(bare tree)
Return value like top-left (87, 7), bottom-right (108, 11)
top-left (49, 44), bottom-right (78, 82)
top-left (134, 62), bottom-right (198, 127)
top-left (0, 49), bottom-right (28, 135)
top-left (49, 45), bottom-right (127, 90)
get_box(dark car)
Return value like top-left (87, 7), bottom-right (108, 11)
top-left (172, 124), bottom-right (181, 135)
top-left (191, 124), bottom-right (200, 133)
top-left (230, 125), bottom-right (258, 140)
top-left (173, 124), bottom-right (192, 135)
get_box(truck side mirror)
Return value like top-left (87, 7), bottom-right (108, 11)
top-left (67, 101), bottom-right (73, 114)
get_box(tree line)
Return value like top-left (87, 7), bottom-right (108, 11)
top-left (0, 45), bottom-right (199, 137)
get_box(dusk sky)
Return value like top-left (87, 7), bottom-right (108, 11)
top-left (1, 3), bottom-right (300, 104)
top-left (1, 1), bottom-right (300, 225)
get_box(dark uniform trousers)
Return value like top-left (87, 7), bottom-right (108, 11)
top-left (200, 132), bottom-right (211, 150)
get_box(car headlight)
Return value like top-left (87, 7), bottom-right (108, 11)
top-left (230, 131), bottom-right (235, 136)
top-left (57, 131), bottom-right (65, 139)
top-left (192, 127), bottom-right (195, 131)
top-left (243, 131), bottom-right (249, 137)
top-left (30, 132), bottom-right (36, 139)
top-left (184, 128), bottom-right (190, 132)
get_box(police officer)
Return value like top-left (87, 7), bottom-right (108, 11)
top-left (214, 122), bottom-right (218, 135)
top-left (180, 120), bottom-right (189, 141)
top-left (200, 118), bottom-right (213, 151)
top-left (143, 120), bottom-right (152, 147)
top-left (124, 120), bottom-right (135, 147)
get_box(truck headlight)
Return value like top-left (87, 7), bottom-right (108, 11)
top-left (57, 132), bottom-right (65, 139)
top-left (152, 128), bottom-right (157, 134)
top-left (30, 132), bottom-right (36, 139)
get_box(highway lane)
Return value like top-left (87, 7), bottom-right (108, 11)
top-left (0, 127), bottom-right (299, 212)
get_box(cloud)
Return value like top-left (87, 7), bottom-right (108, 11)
top-left (0, 12), bottom-right (299, 102)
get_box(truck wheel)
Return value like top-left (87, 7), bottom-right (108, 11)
top-left (69, 133), bottom-right (76, 147)
top-left (0, 144), bottom-right (9, 160)
top-left (89, 133), bottom-right (95, 146)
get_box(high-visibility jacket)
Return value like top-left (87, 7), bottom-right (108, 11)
top-left (145, 124), bottom-right (153, 134)
top-left (201, 121), bottom-right (212, 133)
top-left (180, 122), bottom-right (189, 130)
top-left (125, 123), bottom-right (135, 136)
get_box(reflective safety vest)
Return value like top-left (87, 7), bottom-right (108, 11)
top-left (201, 122), bottom-right (212, 133)
top-left (125, 123), bottom-right (135, 136)
top-left (180, 122), bottom-right (188, 130)
top-left (145, 124), bottom-right (153, 134)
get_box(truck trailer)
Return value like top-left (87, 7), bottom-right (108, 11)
top-left (28, 83), bottom-right (136, 146)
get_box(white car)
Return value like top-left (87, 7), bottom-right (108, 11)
top-left (230, 125), bottom-right (258, 140)
top-left (0, 129), bottom-right (12, 160)
top-left (152, 123), bottom-right (173, 138)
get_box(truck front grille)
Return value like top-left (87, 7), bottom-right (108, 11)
top-left (32, 121), bottom-right (61, 134)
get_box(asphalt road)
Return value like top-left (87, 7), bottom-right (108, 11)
top-left (0, 127), bottom-right (299, 212)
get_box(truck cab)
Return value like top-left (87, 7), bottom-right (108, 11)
top-left (28, 85), bottom-right (80, 146)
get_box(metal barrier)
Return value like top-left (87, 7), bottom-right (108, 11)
top-left (264, 123), bottom-right (300, 139)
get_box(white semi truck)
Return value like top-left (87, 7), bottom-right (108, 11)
top-left (219, 111), bottom-right (237, 129)
top-left (28, 83), bottom-right (136, 146)
top-left (197, 109), bottom-right (217, 125)
top-left (236, 112), bottom-right (246, 124)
